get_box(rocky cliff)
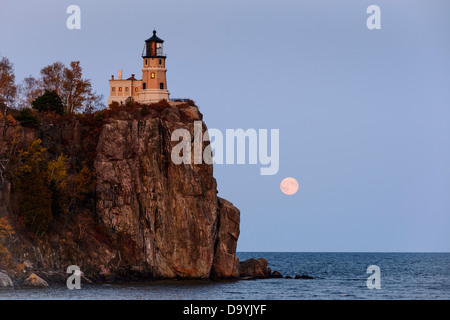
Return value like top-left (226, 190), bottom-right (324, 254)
top-left (0, 102), bottom-right (240, 283)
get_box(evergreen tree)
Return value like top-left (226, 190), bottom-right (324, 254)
top-left (15, 108), bottom-right (40, 128)
top-left (32, 90), bottom-right (64, 115)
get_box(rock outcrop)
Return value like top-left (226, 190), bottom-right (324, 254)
top-left (0, 103), bottom-right (241, 281)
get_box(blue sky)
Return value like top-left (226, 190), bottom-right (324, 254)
top-left (1, 0), bottom-right (449, 251)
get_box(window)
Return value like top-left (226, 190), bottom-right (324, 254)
top-left (125, 87), bottom-right (129, 92)
top-left (111, 87), bottom-right (115, 91)
top-left (159, 59), bottom-right (162, 65)
top-left (145, 59), bottom-right (148, 66)
top-left (143, 83), bottom-right (146, 89)
top-left (135, 87), bottom-right (138, 92)
top-left (160, 83), bottom-right (164, 89)
top-left (119, 87), bottom-right (122, 92)
top-left (151, 72), bottom-right (155, 79)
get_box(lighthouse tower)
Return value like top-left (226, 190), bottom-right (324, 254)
top-left (139, 30), bottom-right (170, 103)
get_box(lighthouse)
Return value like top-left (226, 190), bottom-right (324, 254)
top-left (139, 30), bottom-right (170, 103)
top-left (108, 30), bottom-right (170, 106)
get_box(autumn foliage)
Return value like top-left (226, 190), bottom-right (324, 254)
top-left (0, 216), bottom-right (15, 268)
top-left (15, 139), bottom-right (96, 236)
top-left (16, 139), bottom-right (52, 235)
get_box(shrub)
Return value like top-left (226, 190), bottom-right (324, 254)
top-left (109, 101), bottom-right (120, 109)
top-left (93, 111), bottom-right (104, 121)
top-left (140, 105), bottom-right (150, 117)
top-left (125, 97), bottom-right (136, 107)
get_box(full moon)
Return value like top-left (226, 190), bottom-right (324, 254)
top-left (280, 177), bottom-right (299, 195)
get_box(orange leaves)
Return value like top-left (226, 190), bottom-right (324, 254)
top-left (6, 114), bottom-right (17, 126)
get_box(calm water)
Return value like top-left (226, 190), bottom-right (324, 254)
top-left (0, 252), bottom-right (449, 300)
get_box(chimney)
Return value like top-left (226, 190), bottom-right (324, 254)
top-left (111, 75), bottom-right (114, 80)
top-left (118, 69), bottom-right (122, 80)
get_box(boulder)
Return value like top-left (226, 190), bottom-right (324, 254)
top-left (295, 274), bottom-right (313, 280)
top-left (23, 273), bottom-right (49, 288)
top-left (0, 271), bottom-right (13, 287)
top-left (239, 258), bottom-right (270, 278)
top-left (285, 275), bottom-right (293, 279)
top-left (271, 270), bottom-right (283, 278)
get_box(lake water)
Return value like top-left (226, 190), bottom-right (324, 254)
top-left (1, 252), bottom-right (449, 300)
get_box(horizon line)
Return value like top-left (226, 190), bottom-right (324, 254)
top-left (236, 251), bottom-right (450, 253)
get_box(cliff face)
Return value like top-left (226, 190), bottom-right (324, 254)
top-left (0, 103), bottom-right (240, 281)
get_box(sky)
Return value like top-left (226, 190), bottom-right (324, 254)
top-left (1, 0), bottom-right (449, 252)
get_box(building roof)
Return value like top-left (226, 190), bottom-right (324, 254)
top-left (145, 30), bottom-right (164, 43)
top-left (127, 74), bottom-right (138, 81)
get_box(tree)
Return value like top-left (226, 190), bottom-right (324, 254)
top-left (16, 76), bottom-right (41, 109)
top-left (15, 108), bottom-right (40, 128)
top-left (39, 61), bottom-right (103, 114)
top-left (63, 61), bottom-right (92, 114)
top-left (47, 154), bottom-right (69, 216)
top-left (0, 57), bottom-right (17, 116)
top-left (32, 90), bottom-right (64, 115)
top-left (16, 139), bottom-right (52, 236)
top-left (68, 167), bottom-right (96, 205)
top-left (83, 93), bottom-right (105, 114)
top-left (39, 62), bottom-right (65, 96)
top-left (17, 164), bottom-right (52, 235)
top-left (0, 216), bottom-right (15, 267)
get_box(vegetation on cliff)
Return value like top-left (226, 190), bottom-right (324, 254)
top-left (0, 57), bottom-right (104, 116)
top-left (16, 139), bottom-right (53, 235)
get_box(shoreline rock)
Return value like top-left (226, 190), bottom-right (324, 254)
top-left (270, 270), bottom-right (283, 278)
top-left (238, 258), bottom-right (270, 279)
top-left (23, 273), bottom-right (49, 288)
top-left (295, 274), bottom-right (313, 280)
top-left (0, 271), bottom-right (14, 288)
